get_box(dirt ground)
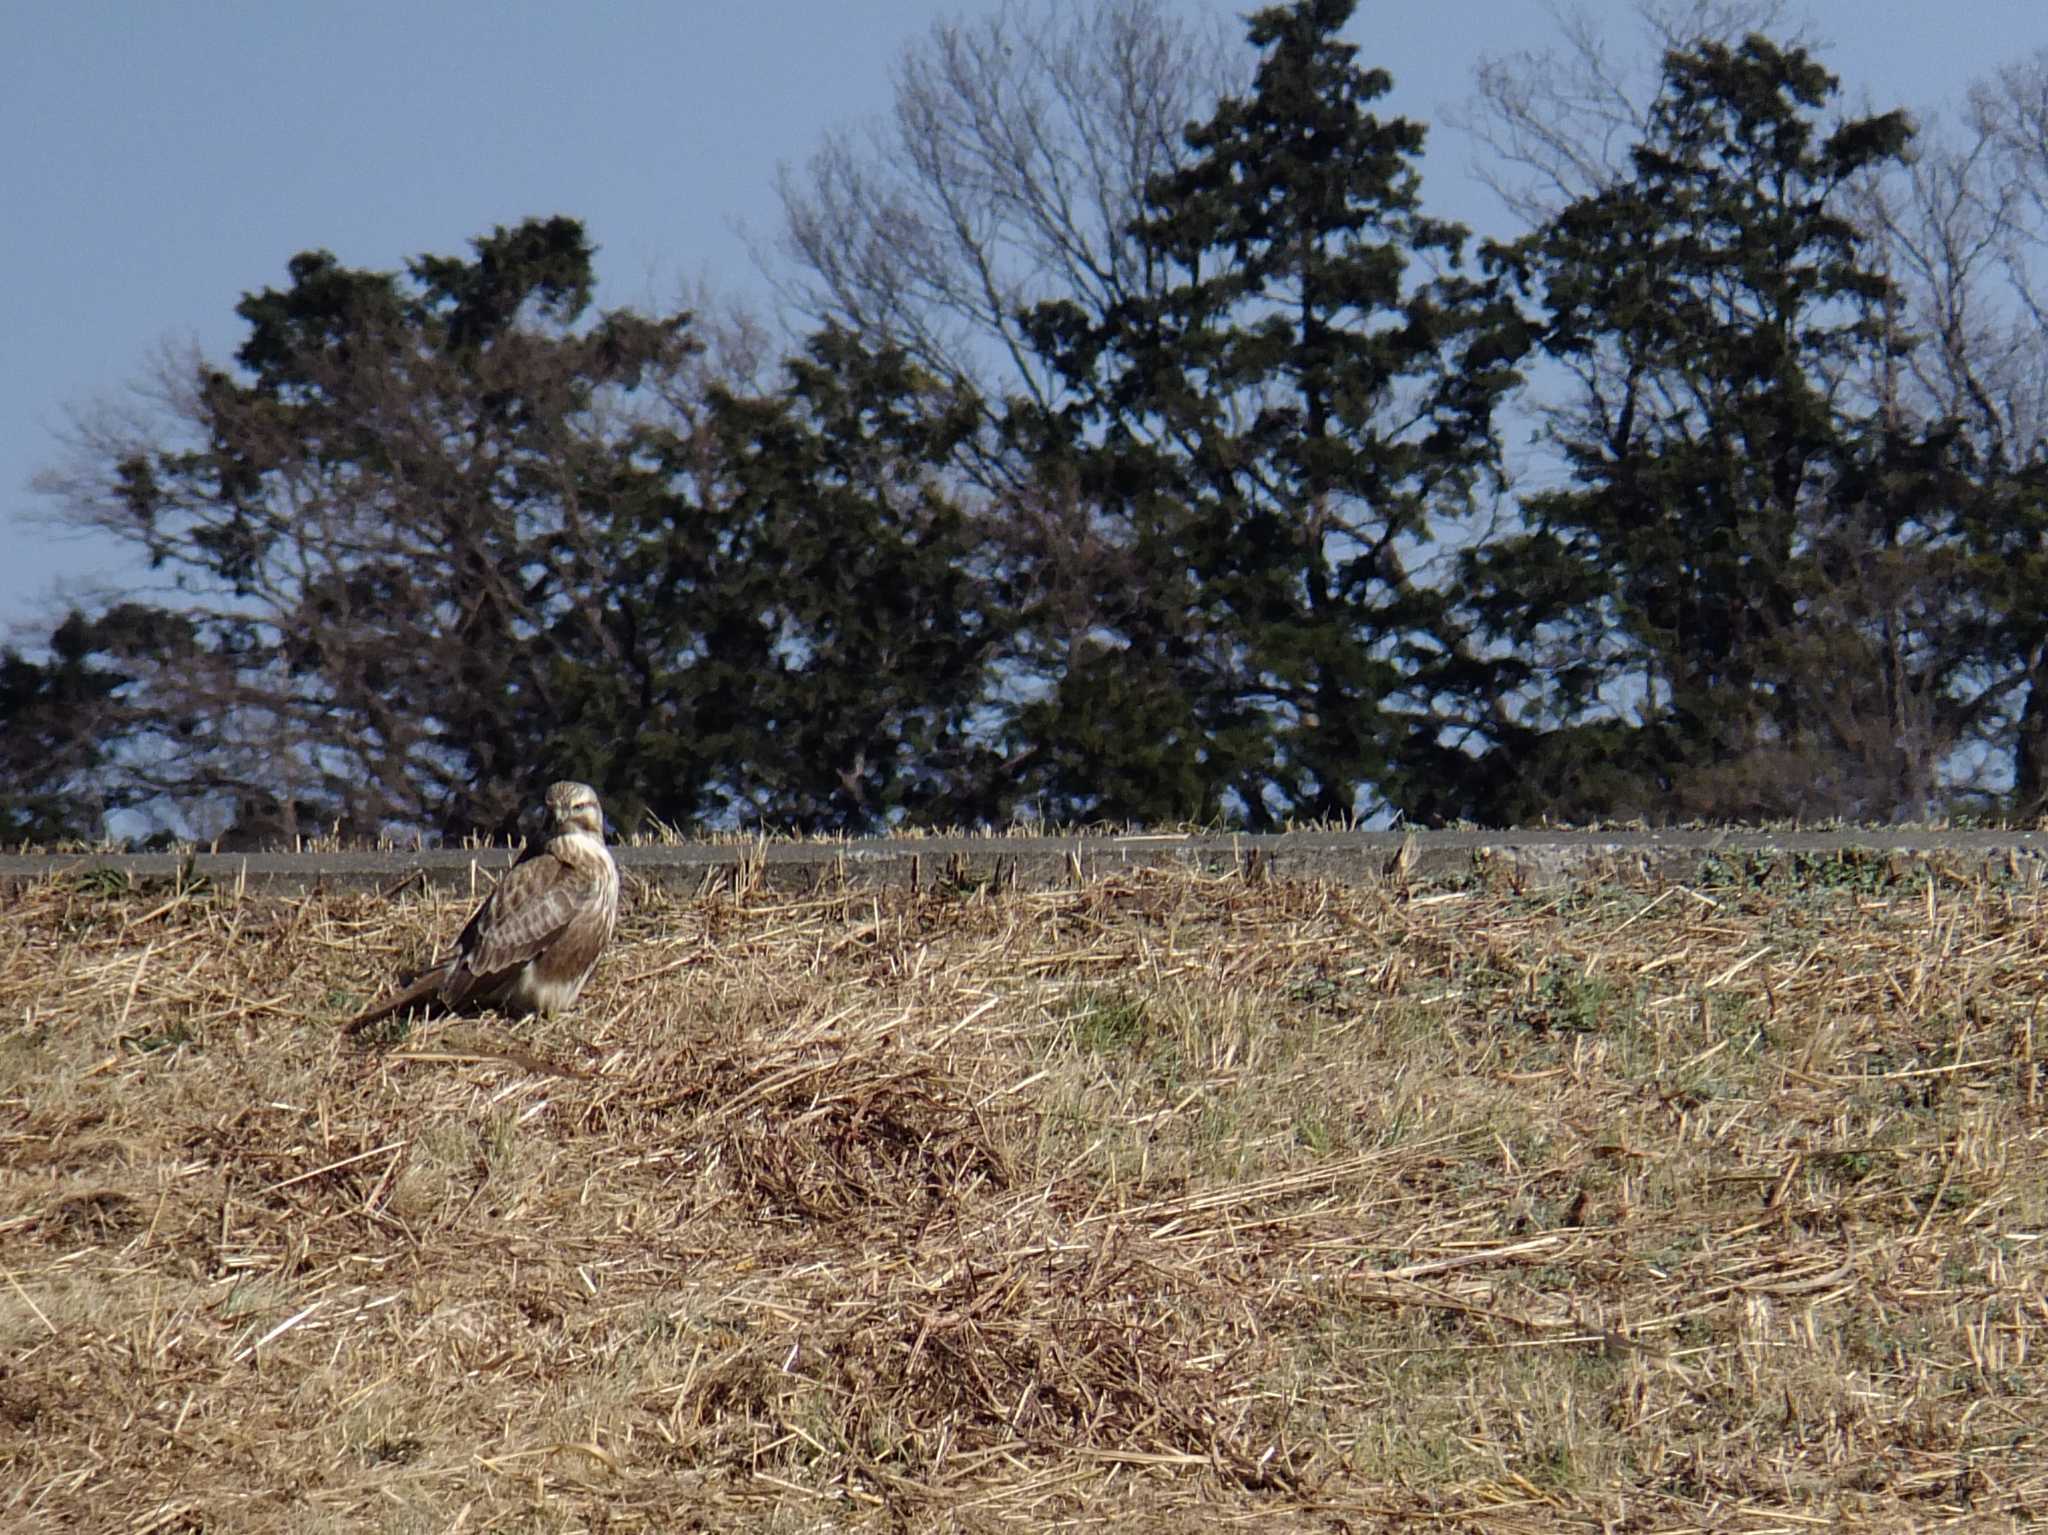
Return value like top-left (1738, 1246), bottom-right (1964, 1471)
top-left (4, 850), bottom-right (2046, 1530)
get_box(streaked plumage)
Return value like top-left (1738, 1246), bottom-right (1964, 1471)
top-left (346, 781), bottom-right (619, 1032)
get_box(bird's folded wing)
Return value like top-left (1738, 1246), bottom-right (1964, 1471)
top-left (462, 856), bottom-right (604, 979)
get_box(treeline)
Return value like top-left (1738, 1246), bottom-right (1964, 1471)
top-left (8, 0), bottom-right (2048, 843)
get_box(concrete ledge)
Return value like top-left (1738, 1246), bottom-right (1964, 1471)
top-left (4, 827), bottom-right (2045, 897)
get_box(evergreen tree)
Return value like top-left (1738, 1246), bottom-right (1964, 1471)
top-left (1011, 0), bottom-right (1514, 826)
top-left (0, 607), bottom-right (184, 842)
top-left (611, 329), bottom-right (1005, 833)
top-left (1453, 35), bottom-right (1917, 819)
top-left (41, 218), bottom-right (696, 838)
top-left (34, 223), bottom-right (1009, 840)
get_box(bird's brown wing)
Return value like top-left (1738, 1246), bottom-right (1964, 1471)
top-left (442, 848), bottom-right (605, 1006)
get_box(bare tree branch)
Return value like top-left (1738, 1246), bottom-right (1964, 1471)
top-left (769, 0), bottom-right (1244, 414)
top-left (1456, 0), bottom-right (1798, 225)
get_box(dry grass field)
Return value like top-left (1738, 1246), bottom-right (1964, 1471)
top-left (5, 849), bottom-right (2048, 1531)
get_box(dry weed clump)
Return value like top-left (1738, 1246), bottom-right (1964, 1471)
top-left (4, 851), bottom-right (2048, 1530)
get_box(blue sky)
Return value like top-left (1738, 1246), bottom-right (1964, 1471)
top-left (4, 0), bottom-right (2040, 642)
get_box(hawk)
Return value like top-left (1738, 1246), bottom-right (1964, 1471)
top-left (347, 781), bottom-right (619, 1032)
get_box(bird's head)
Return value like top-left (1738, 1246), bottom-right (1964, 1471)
top-left (542, 781), bottom-right (606, 841)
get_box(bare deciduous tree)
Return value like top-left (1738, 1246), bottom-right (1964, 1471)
top-left (771, 0), bottom-right (1244, 420)
top-left (1458, 0), bottom-right (1798, 224)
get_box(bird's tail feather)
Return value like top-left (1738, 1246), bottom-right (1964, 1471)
top-left (343, 963), bottom-right (453, 1035)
